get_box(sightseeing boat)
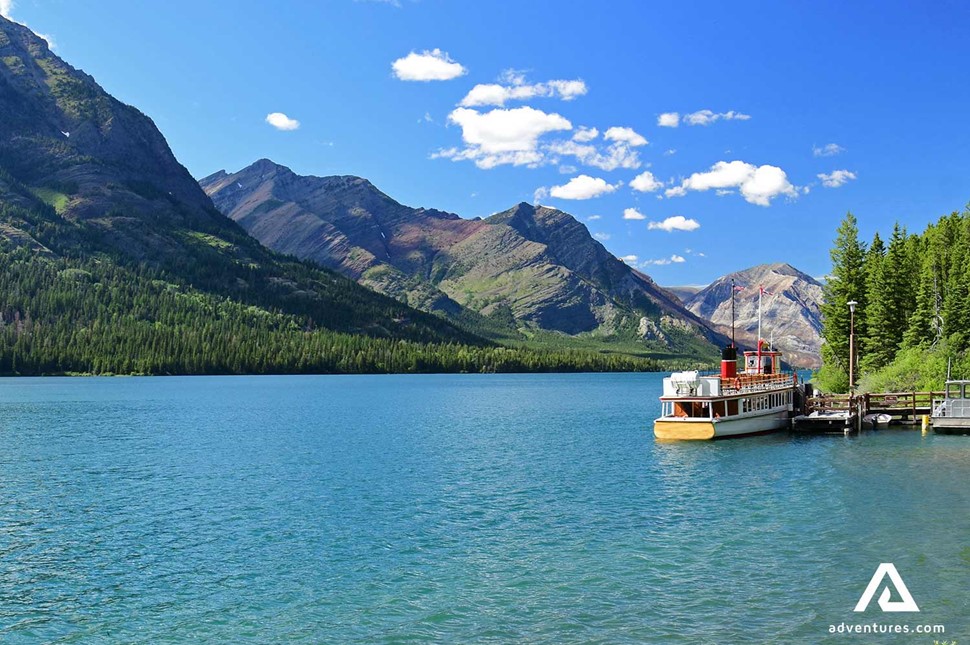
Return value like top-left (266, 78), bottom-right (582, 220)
top-left (653, 344), bottom-right (797, 440)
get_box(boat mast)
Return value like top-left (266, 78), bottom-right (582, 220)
top-left (757, 285), bottom-right (762, 349)
top-left (757, 285), bottom-right (763, 373)
top-left (731, 278), bottom-right (736, 347)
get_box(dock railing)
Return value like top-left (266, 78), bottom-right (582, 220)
top-left (863, 391), bottom-right (943, 422)
top-left (802, 391), bottom-right (944, 421)
top-left (804, 393), bottom-right (855, 415)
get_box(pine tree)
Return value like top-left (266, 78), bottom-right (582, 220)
top-left (863, 223), bottom-right (916, 371)
top-left (860, 232), bottom-right (885, 362)
top-left (903, 231), bottom-right (941, 349)
top-left (819, 212), bottom-right (867, 391)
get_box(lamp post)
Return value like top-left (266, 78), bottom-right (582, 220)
top-left (847, 300), bottom-right (858, 395)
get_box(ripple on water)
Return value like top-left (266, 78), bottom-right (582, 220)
top-left (0, 374), bottom-right (968, 643)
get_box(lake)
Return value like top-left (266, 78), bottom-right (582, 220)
top-left (1, 373), bottom-right (968, 643)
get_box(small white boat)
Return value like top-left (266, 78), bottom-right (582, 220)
top-left (863, 413), bottom-right (892, 427)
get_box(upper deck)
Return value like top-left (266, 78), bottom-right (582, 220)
top-left (661, 370), bottom-right (795, 400)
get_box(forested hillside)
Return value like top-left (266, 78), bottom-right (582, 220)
top-left (818, 207), bottom-right (970, 392)
top-left (0, 15), bottom-right (670, 375)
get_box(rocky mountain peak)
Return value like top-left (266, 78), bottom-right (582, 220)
top-left (1, 15), bottom-right (219, 228)
top-left (681, 263), bottom-right (825, 367)
top-left (204, 164), bottom-right (728, 353)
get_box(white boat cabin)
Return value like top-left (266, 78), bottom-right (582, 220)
top-left (659, 349), bottom-right (794, 421)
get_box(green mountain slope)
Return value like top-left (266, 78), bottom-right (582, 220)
top-left (0, 16), bottom-right (480, 373)
top-left (0, 16), bottom-right (670, 374)
top-left (202, 161), bottom-right (727, 359)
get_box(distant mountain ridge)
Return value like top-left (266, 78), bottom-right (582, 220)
top-left (202, 160), bottom-right (728, 353)
top-left (0, 14), bottom-right (481, 365)
top-left (680, 263), bottom-right (825, 367)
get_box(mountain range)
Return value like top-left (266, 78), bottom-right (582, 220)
top-left (201, 161), bottom-right (728, 354)
top-left (675, 263), bottom-right (825, 367)
top-left (0, 14), bottom-right (489, 375)
top-left (0, 15), bottom-right (822, 374)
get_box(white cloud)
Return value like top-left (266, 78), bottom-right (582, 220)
top-left (603, 126), bottom-right (648, 147)
top-left (448, 107), bottom-right (571, 152)
top-left (587, 214), bottom-right (602, 221)
top-left (392, 49), bottom-right (467, 81)
top-left (549, 175), bottom-right (619, 200)
top-left (664, 148), bottom-right (677, 156)
top-left (620, 255), bottom-right (638, 264)
top-left (459, 73), bottom-right (587, 107)
top-left (683, 109), bottom-right (751, 126)
top-left (665, 160), bottom-right (798, 206)
top-left (0, 0), bottom-right (13, 17)
top-left (558, 164), bottom-right (577, 174)
top-left (546, 80), bottom-right (588, 100)
top-left (434, 147), bottom-right (543, 170)
top-left (813, 143), bottom-right (845, 157)
top-left (265, 112), bottom-right (301, 131)
top-left (630, 170), bottom-right (663, 193)
top-left (546, 139), bottom-right (641, 171)
top-left (441, 106), bottom-right (572, 169)
top-left (533, 186), bottom-right (549, 203)
top-left (623, 207), bottom-right (646, 220)
top-left (658, 112), bottom-right (680, 128)
top-left (593, 232), bottom-right (610, 241)
top-left (818, 169), bottom-right (857, 188)
top-left (572, 126), bottom-right (599, 142)
top-left (458, 84), bottom-right (508, 107)
top-left (642, 254), bottom-right (686, 266)
top-left (648, 215), bottom-right (700, 232)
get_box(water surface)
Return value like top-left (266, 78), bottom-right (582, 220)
top-left (1, 374), bottom-right (968, 642)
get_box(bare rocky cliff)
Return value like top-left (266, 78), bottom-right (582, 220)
top-left (681, 263), bottom-right (824, 367)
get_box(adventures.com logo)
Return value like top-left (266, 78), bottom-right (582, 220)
top-left (828, 563), bottom-right (946, 637)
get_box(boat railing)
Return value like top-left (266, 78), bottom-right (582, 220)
top-left (931, 397), bottom-right (970, 418)
top-left (720, 372), bottom-right (796, 395)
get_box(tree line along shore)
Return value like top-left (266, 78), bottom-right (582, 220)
top-left (818, 205), bottom-right (970, 393)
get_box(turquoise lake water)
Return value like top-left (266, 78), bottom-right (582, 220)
top-left (1, 373), bottom-right (968, 643)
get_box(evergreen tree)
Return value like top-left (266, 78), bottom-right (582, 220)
top-left (863, 223), bottom-right (916, 371)
top-left (903, 230), bottom-right (940, 349)
top-left (860, 232), bottom-right (884, 362)
top-left (819, 212), bottom-right (867, 391)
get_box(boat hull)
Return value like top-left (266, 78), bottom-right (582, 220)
top-left (931, 417), bottom-right (970, 434)
top-left (654, 409), bottom-right (790, 441)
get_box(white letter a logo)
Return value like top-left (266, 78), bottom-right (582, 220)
top-left (854, 563), bottom-right (920, 612)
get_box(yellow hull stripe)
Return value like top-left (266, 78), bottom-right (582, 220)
top-left (653, 420), bottom-right (716, 441)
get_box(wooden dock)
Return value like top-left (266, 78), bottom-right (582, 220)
top-left (791, 390), bottom-right (943, 434)
top-left (861, 391), bottom-right (942, 424)
top-left (792, 393), bottom-right (858, 434)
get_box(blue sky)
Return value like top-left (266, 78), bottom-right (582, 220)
top-left (6, 0), bottom-right (970, 285)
